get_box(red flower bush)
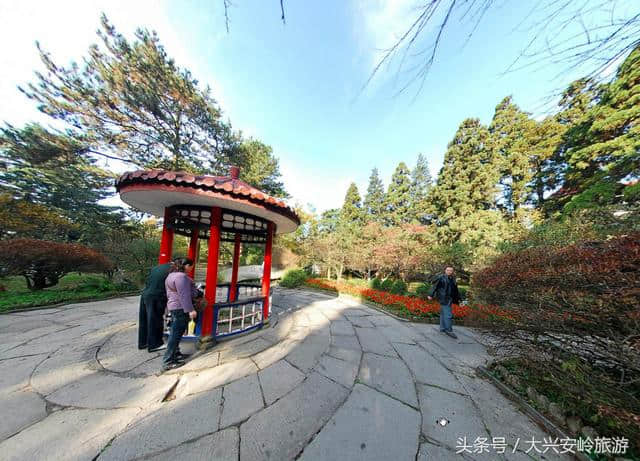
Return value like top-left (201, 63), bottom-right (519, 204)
top-left (305, 278), bottom-right (508, 321)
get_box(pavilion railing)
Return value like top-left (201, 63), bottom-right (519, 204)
top-left (167, 283), bottom-right (267, 341)
top-left (213, 296), bottom-right (264, 338)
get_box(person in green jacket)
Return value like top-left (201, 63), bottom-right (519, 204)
top-left (138, 262), bottom-right (172, 352)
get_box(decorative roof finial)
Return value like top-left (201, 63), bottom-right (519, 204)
top-left (230, 166), bottom-right (240, 179)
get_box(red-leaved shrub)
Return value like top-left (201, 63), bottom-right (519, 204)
top-left (0, 238), bottom-right (114, 290)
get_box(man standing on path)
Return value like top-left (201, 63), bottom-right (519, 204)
top-left (138, 261), bottom-right (172, 352)
top-left (428, 265), bottom-right (461, 339)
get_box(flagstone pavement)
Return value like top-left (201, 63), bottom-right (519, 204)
top-left (0, 288), bottom-right (572, 461)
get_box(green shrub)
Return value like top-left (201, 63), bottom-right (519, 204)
top-left (279, 269), bottom-right (308, 288)
top-left (390, 279), bottom-right (407, 295)
top-left (415, 283), bottom-right (432, 299)
top-left (458, 285), bottom-right (468, 301)
top-left (380, 278), bottom-right (394, 292)
top-left (370, 277), bottom-right (382, 289)
top-left (78, 276), bottom-right (116, 292)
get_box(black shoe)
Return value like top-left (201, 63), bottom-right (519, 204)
top-left (175, 352), bottom-right (189, 361)
top-left (162, 361), bottom-right (185, 371)
top-left (149, 344), bottom-right (167, 352)
top-left (444, 331), bottom-right (458, 339)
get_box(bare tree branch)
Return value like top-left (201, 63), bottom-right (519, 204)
top-left (364, 0), bottom-right (640, 97)
top-left (223, 0), bottom-right (231, 33)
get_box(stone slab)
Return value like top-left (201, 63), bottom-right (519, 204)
top-left (31, 349), bottom-right (95, 396)
top-left (175, 358), bottom-right (257, 398)
top-left (240, 372), bottom-right (348, 461)
top-left (417, 384), bottom-right (490, 453)
top-left (220, 374), bottom-right (264, 427)
top-left (252, 338), bottom-right (301, 370)
top-left (377, 324), bottom-right (421, 344)
top-left (99, 387), bottom-right (222, 460)
top-left (260, 314), bottom-right (294, 343)
top-left (359, 353), bottom-right (418, 407)
top-left (218, 337), bottom-right (272, 363)
top-left (455, 374), bottom-right (575, 461)
top-left (146, 427), bottom-right (239, 461)
top-left (393, 343), bottom-right (464, 394)
top-left (98, 341), bottom-right (160, 373)
top-left (330, 334), bottom-right (361, 351)
top-left (258, 359), bottom-right (305, 405)
top-left (0, 407), bottom-right (140, 461)
top-left (330, 320), bottom-right (355, 336)
top-left (174, 351), bottom-right (220, 373)
top-left (368, 315), bottom-right (399, 327)
top-left (47, 372), bottom-right (176, 409)
top-left (0, 390), bottom-right (47, 441)
top-left (316, 354), bottom-right (358, 388)
top-left (417, 442), bottom-right (462, 460)
top-left (355, 327), bottom-right (397, 357)
top-left (0, 354), bottom-right (47, 396)
top-left (285, 333), bottom-right (330, 373)
top-left (348, 316), bottom-right (375, 328)
top-left (300, 384), bottom-right (420, 461)
top-left (327, 346), bottom-right (362, 364)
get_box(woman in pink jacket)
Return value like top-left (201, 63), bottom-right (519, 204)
top-left (162, 257), bottom-right (198, 371)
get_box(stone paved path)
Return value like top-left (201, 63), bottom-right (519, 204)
top-left (0, 288), bottom-right (571, 461)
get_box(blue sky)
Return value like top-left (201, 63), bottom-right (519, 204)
top-left (0, 0), bottom-right (624, 212)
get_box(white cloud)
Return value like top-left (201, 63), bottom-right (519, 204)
top-left (279, 160), bottom-right (357, 214)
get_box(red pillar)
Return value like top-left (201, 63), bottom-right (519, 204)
top-left (187, 232), bottom-right (199, 279)
top-left (261, 222), bottom-right (274, 321)
top-left (158, 207), bottom-right (174, 264)
top-left (229, 233), bottom-right (241, 302)
top-left (202, 207), bottom-right (222, 337)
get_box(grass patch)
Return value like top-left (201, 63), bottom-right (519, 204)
top-left (0, 273), bottom-right (138, 312)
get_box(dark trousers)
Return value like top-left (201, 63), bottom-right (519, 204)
top-left (163, 310), bottom-right (188, 366)
top-left (138, 294), bottom-right (167, 351)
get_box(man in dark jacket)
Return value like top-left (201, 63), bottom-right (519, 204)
top-left (428, 266), bottom-right (461, 339)
top-left (138, 262), bottom-right (172, 352)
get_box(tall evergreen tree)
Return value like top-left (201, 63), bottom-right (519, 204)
top-left (559, 46), bottom-right (640, 213)
top-left (409, 153), bottom-right (433, 224)
top-left (488, 97), bottom-right (536, 214)
top-left (0, 124), bottom-right (123, 243)
top-left (363, 168), bottom-right (385, 222)
top-left (17, 14), bottom-right (286, 195)
top-left (340, 182), bottom-right (363, 224)
top-left (384, 162), bottom-right (412, 226)
top-left (430, 118), bottom-right (501, 241)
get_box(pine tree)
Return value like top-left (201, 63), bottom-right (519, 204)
top-left (430, 118), bottom-right (501, 241)
top-left (409, 154), bottom-right (433, 224)
top-left (0, 124), bottom-right (123, 243)
top-left (559, 46), bottom-right (640, 212)
top-left (17, 14), bottom-right (285, 195)
top-left (385, 162), bottom-right (412, 226)
top-left (488, 97), bottom-right (536, 214)
top-left (363, 168), bottom-right (385, 222)
top-left (340, 182), bottom-right (363, 224)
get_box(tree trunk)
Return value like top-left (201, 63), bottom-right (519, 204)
top-left (337, 264), bottom-right (343, 281)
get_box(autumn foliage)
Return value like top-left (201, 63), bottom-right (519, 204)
top-left (0, 238), bottom-right (114, 290)
top-left (472, 233), bottom-right (640, 382)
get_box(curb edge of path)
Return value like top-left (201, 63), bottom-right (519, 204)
top-left (477, 366), bottom-right (590, 461)
top-left (0, 291), bottom-right (140, 315)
